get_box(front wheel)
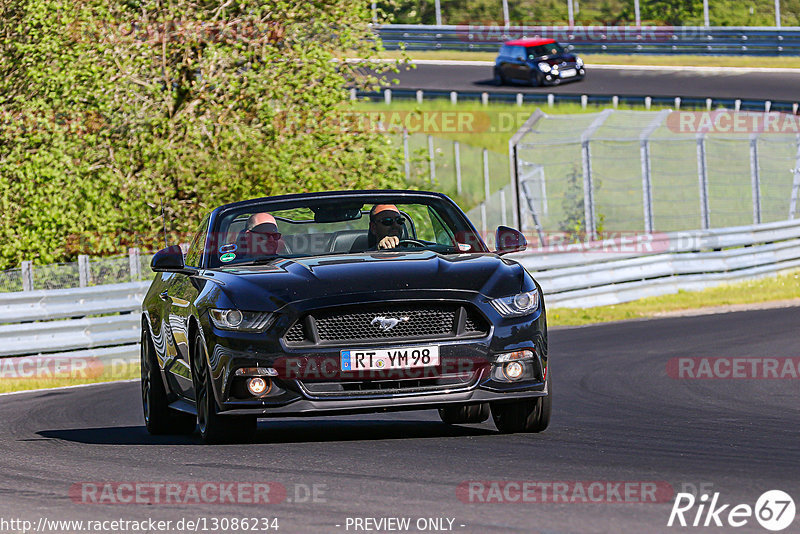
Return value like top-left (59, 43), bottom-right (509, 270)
top-left (141, 327), bottom-right (196, 435)
top-left (491, 370), bottom-right (551, 433)
top-left (194, 332), bottom-right (257, 444)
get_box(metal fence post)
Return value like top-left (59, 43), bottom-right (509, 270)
top-left (640, 139), bottom-right (654, 233)
top-left (697, 134), bottom-right (711, 229)
top-left (776, 0), bottom-right (782, 28)
top-left (428, 135), bottom-right (436, 183)
top-left (129, 247), bottom-right (141, 282)
top-left (634, 0), bottom-right (641, 26)
top-left (434, 0), bottom-right (442, 25)
top-left (21, 261), bottom-right (33, 291)
top-left (384, 89), bottom-right (391, 104)
top-left (749, 135), bottom-right (762, 225)
top-left (450, 91), bottom-right (457, 105)
top-left (581, 139), bottom-right (596, 239)
top-left (416, 90), bottom-right (423, 104)
top-left (502, 0), bottom-right (510, 27)
top-left (483, 148), bottom-right (491, 203)
top-left (480, 202), bottom-right (488, 246)
top-left (454, 141), bottom-right (462, 194)
top-left (567, 0), bottom-right (575, 26)
top-left (500, 187), bottom-right (508, 226)
top-left (78, 255), bottom-right (91, 287)
top-left (579, 109), bottom-right (612, 240)
top-left (703, 0), bottom-right (710, 27)
top-left (640, 110), bottom-right (669, 233)
top-left (791, 135), bottom-right (800, 219)
top-left (403, 128), bottom-right (410, 182)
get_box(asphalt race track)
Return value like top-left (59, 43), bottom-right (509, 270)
top-left (384, 63), bottom-right (800, 102)
top-left (1, 307), bottom-right (798, 533)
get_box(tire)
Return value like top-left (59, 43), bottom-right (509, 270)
top-left (193, 331), bottom-right (257, 444)
top-left (141, 326), bottom-right (196, 435)
top-left (529, 70), bottom-right (542, 87)
top-left (494, 68), bottom-right (507, 86)
top-left (491, 370), bottom-right (551, 434)
top-left (438, 403), bottom-right (490, 424)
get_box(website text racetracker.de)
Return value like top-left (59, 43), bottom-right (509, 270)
top-left (0, 517), bottom-right (279, 533)
top-left (457, 481), bottom-right (674, 504)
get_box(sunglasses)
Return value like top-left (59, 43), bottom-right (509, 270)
top-left (248, 229), bottom-right (281, 240)
top-left (376, 216), bottom-right (405, 227)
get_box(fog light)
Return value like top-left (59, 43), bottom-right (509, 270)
top-left (247, 377), bottom-right (270, 396)
top-left (503, 361), bottom-right (524, 380)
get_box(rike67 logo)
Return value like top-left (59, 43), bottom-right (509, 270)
top-left (668, 490), bottom-right (796, 531)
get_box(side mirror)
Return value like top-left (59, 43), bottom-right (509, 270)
top-left (516, 56), bottom-right (525, 61)
top-left (494, 226), bottom-right (527, 255)
top-left (151, 245), bottom-right (196, 274)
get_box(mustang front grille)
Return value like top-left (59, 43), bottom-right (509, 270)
top-left (284, 302), bottom-right (489, 346)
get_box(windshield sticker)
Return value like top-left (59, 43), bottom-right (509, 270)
top-left (220, 252), bottom-right (236, 262)
top-left (219, 243), bottom-right (237, 254)
top-left (457, 243), bottom-right (471, 252)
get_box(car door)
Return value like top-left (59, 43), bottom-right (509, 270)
top-left (163, 216), bottom-right (209, 399)
top-left (507, 46), bottom-right (527, 81)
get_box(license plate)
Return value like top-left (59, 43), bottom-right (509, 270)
top-left (561, 68), bottom-right (577, 78)
top-left (341, 346), bottom-right (440, 371)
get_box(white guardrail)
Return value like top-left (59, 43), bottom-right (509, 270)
top-left (0, 219), bottom-right (798, 361)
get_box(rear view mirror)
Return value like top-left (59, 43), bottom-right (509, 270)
top-left (495, 226), bottom-right (527, 255)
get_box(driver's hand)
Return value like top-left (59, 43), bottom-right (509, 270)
top-left (378, 236), bottom-right (400, 249)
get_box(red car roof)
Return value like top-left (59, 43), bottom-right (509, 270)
top-left (504, 38), bottom-right (556, 46)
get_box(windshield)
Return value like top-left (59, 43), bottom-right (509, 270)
top-left (528, 42), bottom-right (564, 58)
top-left (205, 196), bottom-right (487, 268)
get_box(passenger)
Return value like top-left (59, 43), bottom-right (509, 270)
top-left (240, 213), bottom-right (283, 256)
top-left (368, 204), bottom-right (405, 250)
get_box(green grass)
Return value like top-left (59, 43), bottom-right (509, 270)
top-left (0, 361), bottom-right (139, 394)
top-left (371, 50), bottom-right (800, 68)
top-left (549, 270), bottom-right (800, 326)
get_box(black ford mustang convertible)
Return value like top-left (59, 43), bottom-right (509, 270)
top-left (141, 190), bottom-right (550, 443)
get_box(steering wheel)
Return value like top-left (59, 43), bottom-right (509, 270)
top-left (397, 239), bottom-right (427, 248)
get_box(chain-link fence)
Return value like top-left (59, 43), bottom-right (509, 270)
top-left (0, 249), bottom-right (155, 293)
top-left (514, 109), bottom-right (800, 238)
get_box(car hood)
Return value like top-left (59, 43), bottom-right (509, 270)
top-left (206, 251), bottom-right (525, 310)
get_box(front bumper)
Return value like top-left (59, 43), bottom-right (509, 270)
top-left (201, 290), bottom-right (548, 417)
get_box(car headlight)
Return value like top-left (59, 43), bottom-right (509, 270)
top-left (491, 290), bottom-right (540, 318)
top-left (209, 309), bottom-right (273, 332)
top-left (576, 57), bottom-right (584, 67)
top-left (537, 61), bottom-right (551, 73)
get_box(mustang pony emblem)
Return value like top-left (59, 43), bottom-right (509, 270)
top-left (370, 316), bottom-right (410, 332)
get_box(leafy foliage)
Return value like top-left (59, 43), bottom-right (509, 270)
top-left (0, 0), bottom-right (404, 269)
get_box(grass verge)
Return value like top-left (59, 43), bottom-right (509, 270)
top-left (549, 270), bottom-right (800, 326)
top-left (0, 361), bottom-right (139, 394)
top-left (373, 50), bottom-right (800, 68)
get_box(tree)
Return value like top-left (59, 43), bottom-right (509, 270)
top-left (0, 0), bottom-right (403, 268)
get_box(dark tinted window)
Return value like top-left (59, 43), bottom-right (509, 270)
top-left (528, 42), bottom-right (564, 58)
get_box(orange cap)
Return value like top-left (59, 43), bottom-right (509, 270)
top-left (372, 204), bottom-right (399, 217)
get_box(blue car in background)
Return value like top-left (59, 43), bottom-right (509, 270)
top-left (495, 38), bottom-right (585, 86)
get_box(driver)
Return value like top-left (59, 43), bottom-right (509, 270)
top-left (239, 212), bottom-right (283, 256)
top-left (368, 204), bottom-right (405, 250)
